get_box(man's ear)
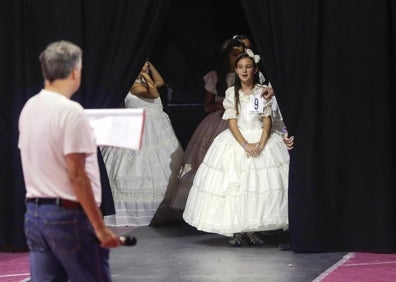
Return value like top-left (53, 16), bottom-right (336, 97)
top-left (70, 68), bottom-right (78, 79)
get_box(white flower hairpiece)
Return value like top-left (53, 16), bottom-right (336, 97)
top-left (246, 48), bottom-right (260, 64)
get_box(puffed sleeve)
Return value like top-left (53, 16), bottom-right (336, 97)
top-left (203, 71), bottom-right (218, 94)
top-left (222, 87), bottom-right (237, 120)
top-left (261, 97), bottom-right (273, 118)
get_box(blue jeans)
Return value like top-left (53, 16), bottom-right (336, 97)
top-left (24, 202), bottom-right (111, 282)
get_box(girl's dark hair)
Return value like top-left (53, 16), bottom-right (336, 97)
top-left (215, 38), bottom-right (244, 97)
top-left (233, 53), bottom-right (260, 114)
top-left (233, 34), bottom-right (255, 51)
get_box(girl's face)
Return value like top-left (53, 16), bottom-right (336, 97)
top-left (228, 46), bottom-right (244, 71)
top-left (235, 57), bottom-right (257, 83)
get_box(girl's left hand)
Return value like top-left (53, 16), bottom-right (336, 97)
top-left (245, 143), bottom-right (262, 158)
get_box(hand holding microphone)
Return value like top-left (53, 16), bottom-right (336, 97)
top-left (119, 235), bottom-right (137, 246)
top-left (96, 227), bottom-right (137, 248)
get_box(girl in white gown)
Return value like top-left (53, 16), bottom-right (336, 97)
top-left (183, 50), bottom-right (290, 246)
top-left (171, 38), bottom-right (293, 211)
top-left (101, 61), bottom-right (184, 226)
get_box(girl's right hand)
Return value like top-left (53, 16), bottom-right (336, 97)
top-left (244, 143), bottom-right (261, 158)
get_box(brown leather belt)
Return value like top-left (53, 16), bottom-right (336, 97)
top-left (26, 198), bottom-right (82, 209)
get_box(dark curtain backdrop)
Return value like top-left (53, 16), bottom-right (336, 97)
top-left (243, 0), bottom-right (396, 252)
top-left (1, 0), bottom-right (396, 253)
top-left (0, 0), bottom-right (171, 249)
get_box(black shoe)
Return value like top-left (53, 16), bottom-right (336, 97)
top-left (229, 233), bottom-right (243, 247)
top-left (245, 232), bottom-right (264, 247)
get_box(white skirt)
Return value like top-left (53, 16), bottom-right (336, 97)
top-left (102, 94), bottom-right (184, 226)
top-left (183, 128), bottom-right (289, 236)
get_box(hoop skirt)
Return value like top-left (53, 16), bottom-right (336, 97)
top-left (170, 110), bottom-right (227, 210)
top-left (183, 86), bottom-right (289, 236)
top-left (101, 93), bottom-right (184, 226)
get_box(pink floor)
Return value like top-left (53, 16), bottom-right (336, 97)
top-left (315, 252), bottom-right (396, 282)
top-left (2, 249), bottom-right (396, 282)
top-left (0, 252), bottom-right (29, 282)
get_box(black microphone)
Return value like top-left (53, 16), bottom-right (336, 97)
top-left (119, 235), bottom-right (137, 246)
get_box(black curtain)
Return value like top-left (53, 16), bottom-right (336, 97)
top-left (2, 0), bottom-right (396, 253)
top-left (0, 0), bottom-right (171, 249)
top-left (243, 0), bottom-right (396, 252)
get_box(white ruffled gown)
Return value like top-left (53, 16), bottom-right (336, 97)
top-left (101, 92), bottom-right (184, 226)
top-left (183, 85), bottom-right (289, 236)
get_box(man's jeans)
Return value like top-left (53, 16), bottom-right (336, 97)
top-left (25, 202), bottom-right (111, 282)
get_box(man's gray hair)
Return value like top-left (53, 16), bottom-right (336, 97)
top-left (39, 40), bottom-right (82, 82)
